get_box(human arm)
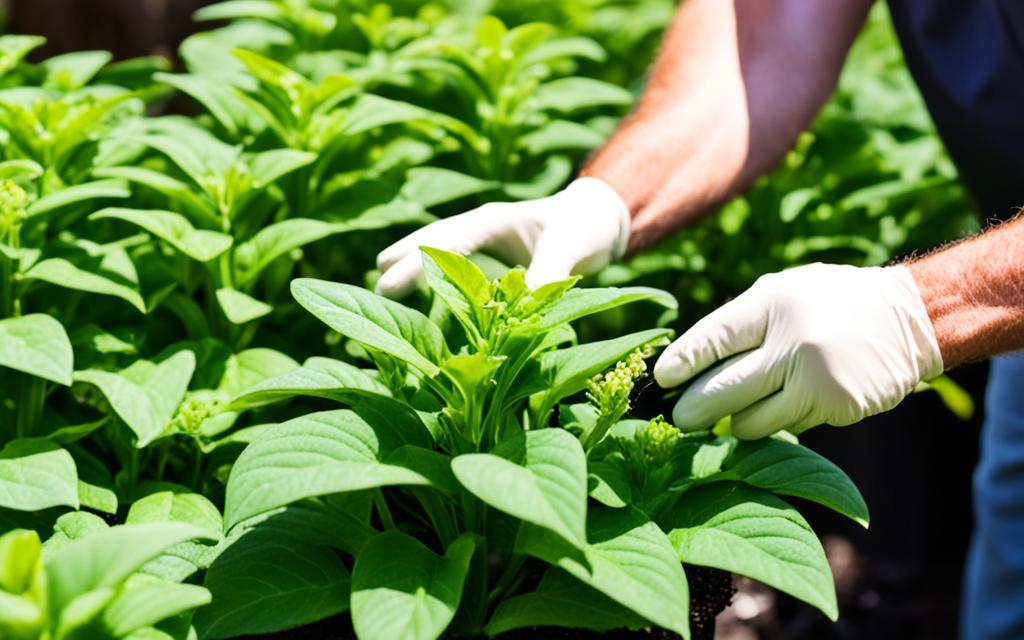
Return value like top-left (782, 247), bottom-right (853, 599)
top-left (375, 0), bottom-right (874, 297)
top-left (585, 0), bottom-right (874, 251)
top-left (908, 217), bottom-right (1024, 368)
top-left (653, 216), bottom-right (1024, 439)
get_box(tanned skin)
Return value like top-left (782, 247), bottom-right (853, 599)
top-left (583, 0), bottom-right (875, 251)
top-left (581, 0), bottom-right (1024, 369)
top-left (909, 217), bottom-right (1024, 368)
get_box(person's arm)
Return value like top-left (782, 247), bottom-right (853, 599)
top-left (375, 0), bottom-right (873, 297)
top-left (586, 0), bottom-right (874, 251)
top-left (909, 216), bottom-right (1024, 367)
top-left (652, 217), bottom-right (1024, 439)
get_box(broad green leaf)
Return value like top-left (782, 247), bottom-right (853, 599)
top-left (233, 47), bottom-right (306, 92)
top-left (233, 219), bottom-right (348, 287)
top-left (92, 166), bottom-right (216, 223)
top-left (127, 492), bottom-right (221, 532)
top-left (180, 22), bottom-right (291, 82)
top-left (45, 523), bottom-right (214, 615)
top-left (535, 77), bottom-right (633, 113)
top-left (54, 587), bottom-right (117, 639)
top-left (485, 570), bottom-right (646, 635)
top-left (69, 445), bottom-right (117, 514)
top-left (224, 409), bottom-right (442, 529)
top-left (194, 525), bottom-right (350, 639)
top-left (322, 198), bottom-right (434, 231)
top-left (399, 168), bottom-right (497, 209)
top-left (101, 574), bottom-right (211, 638)
top-left (194, 0), bottom-right (286, 22)
top-left (663, 482), bottom-right (837, 620)
top-left (74, 351), bottom-right (196, 447)
top-left (720, 439), bottom-right (869, 527)
top-left (219, 347), bottom-right (300, 397)
top-left (68, 324), bottom-right (136, 358)
top-left (25, 250), bottom-right (146, 314)
top-left (0, 35), bottom-right (46, 77)
top-left (0, 528), bottom-right (43, 594)
top-left (291, 278), bottom-right (447, 376)
top-left (344, 94), bottom-right (435, 136)
top-left (42, 50), bottom-right (112, 90)
top-left (520, 120), bottom-right (606, 155)
top-left (452, 429), bottom-right (587, 549)
top-left (0, 314), bottom-right (73, 385)
top-left (587, 454), bottom-right (632, 509)
top-left (230, 357), bottom-right (390, 410)
top-left (0, 528), bottom-right (45, 640)
top-left (516, 507), bottom-right (690, 638)
top-left (0, 439), bottom-right (78, 511)
top-left (522, 36), bottom-right (606, 66)
top-left (351, 532), bottom-right (475, 640)
top-left (0, 159), bottom-right (42, 181)
top-left (126, 491), bottom-right (223, 582)
top-left (215, 288), bottom-right (272, 325)
top-left (154, 72), bottom-right (252, 136)
top-left (420, 247), bottom-right (491, 308)
top-left (44, 512), bottom-right (110, 555)
top-left (130, 120), bottom-right (238, 189)
top-left (537, 287), bottom-right (677, 331)
top-left (91, 208), bottom-right (232, 262)
top-left (25, 179), bottom-right (130, 221)
top-left (248, 148), bottom-right (316, 186)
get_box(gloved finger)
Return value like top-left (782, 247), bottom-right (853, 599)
top-left (653, 289), bottom-right (769, 389)
top-left (377, 223), bottom-right (441, 272)
top-left (524, 229), bottom-right (578, 289)
top-left (375, 251), bottom-right (427, 298)
top-left (730, 387), bottom-right (816, 440)
top-left (671, 349), bottom-right (781, 432)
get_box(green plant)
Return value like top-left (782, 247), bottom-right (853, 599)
top-left (0, 520), bottom-right (213, 640)
top-left (203, 248), bottom-right (867, 639)
top-left (0, 2), bottom-right (976, 638)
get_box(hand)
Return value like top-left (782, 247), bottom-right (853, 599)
top-left (653, 263), bottom-right (944, 439)
top-left (375, 178), bottom-right (630, 298)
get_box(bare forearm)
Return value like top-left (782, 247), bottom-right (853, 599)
top-left (583, 0), bottom-right (872, 251)
top-left (908, 217), bottom-right (1024, 369)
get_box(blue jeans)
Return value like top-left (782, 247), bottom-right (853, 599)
top-left (963, 354), bottom-right (1024, 639)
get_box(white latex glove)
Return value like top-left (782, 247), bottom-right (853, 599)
top-left (653, 263), bottom-right (944, 439)
top-left (375, 177), bottom-right (630, 298)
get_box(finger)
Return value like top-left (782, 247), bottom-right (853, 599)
top-left (524, 231), bottom-right (578, 289)
top-left (653, 290), bottom-right (769, 388)
top-left (671, 349), bottom-right (781, 432)
top-left (730, 387), bottom-right (816, 440)
top-left (375, 251), bottom-right (427, 298)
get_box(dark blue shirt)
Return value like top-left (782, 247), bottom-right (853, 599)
top-left (888, 0), bottom-right (1024, 218)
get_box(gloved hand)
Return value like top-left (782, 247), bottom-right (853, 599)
top-left (375, 177), bottom-right (630, 298)
top-left (653, 263), bottom-right (944, 439)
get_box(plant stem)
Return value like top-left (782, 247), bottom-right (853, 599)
top-left (413, 489), bottom-right (457, 547)
top-left (190, 445), bottom-right (203, 490)
top-left (374, 489), bottom-right (396, 530)
top-left (487, 554), bottom-right (526, 607)
top-left (465, 533), bottom-right (490, 634)
top-left (0, 252), bottom-right (11, 318)
top-left (14, 375), bottom-right (44, 438)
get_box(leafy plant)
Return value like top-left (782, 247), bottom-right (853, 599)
top-left (0, 2), bottom-right (975, 638)
top-left (0, 520), bottom-right (213, 640)
top-left (209, 248), bottom-right (867, 639)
